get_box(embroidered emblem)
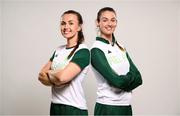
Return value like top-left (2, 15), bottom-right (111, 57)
top-left (108, 50), bottom-right (111, 54)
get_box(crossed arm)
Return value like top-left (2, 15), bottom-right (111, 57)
top-left (91, 48), bottom-right (142, 91)
top-left (38, 49), bottom-right (90, 87)
top-left (38, 61), bottom-right (81, 86)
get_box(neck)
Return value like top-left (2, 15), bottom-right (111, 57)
top-left (66, 35), bottom-right (78, 48)
top-left (67, 40), bottom-right (78, 48)
top-left (100, 34), bottom-right (112, 43)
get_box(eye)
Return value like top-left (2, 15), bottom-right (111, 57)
top-left (61, 22), bottom-right (66, 26)
top-left (69, 22), bottom-right (74, 25)
top-left (102, 19), bottom-right (108, 22)
top-left (111, 19), bottom-right (117, 23)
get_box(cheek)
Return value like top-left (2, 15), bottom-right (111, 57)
top-left (72, 25), bottom-right (79, 32)
top-left (113, 22), bottom-right (117, 27)
top-left (113, 25), bottom-right (117, 29)
top-left (99, 23), bottom-right (106, 28)
top-left (60, 26), bottom-right (64, 31)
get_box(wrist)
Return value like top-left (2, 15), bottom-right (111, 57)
top-left (47, 73), bottom-right (55, 86)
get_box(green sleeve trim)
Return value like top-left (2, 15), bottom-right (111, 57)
top-left (50, 51), bottom-right (55, 61)
top-left (91, 48), bottom-right (132, 90)
top-left (70, 49), bottom-right (90, 70)
top-left (124, 52), bottom-right (143, 91)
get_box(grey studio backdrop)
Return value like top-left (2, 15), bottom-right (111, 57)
top-left (0, 0), bottom-right (180, 115)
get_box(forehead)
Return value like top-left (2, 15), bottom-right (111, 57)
top-left (100, 11), bottom-right (116, 19)
top-left (61, 14), bottom-right (78, 21)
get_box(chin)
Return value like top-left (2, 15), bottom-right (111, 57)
top-left (63, 35), bottom-right (72, 39)
top-left (104, 32), bottom-right (113, 36)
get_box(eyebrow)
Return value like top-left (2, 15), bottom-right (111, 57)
top-left (61, 20), bottom-right (75, 23)
top-left (101, 17), bottom-right (116, 20)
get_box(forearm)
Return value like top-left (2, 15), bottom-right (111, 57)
top-left (48, 62), bottom-right (81, 85)
top-left (92, 63), bottom-right (131, 89)
top-left (48, 69), bottom-right (70, 85)
top-left (125, 71), bottom-right (142, 91)
top-left (47, 70), bottom-right (62, 85)
top-left (91, 48), bottom-right (133, 90)
top-left (40, 61), bottom-right (52, 72)
top-left (38, 73), bottom-right (53, 86)
top-left (122, 53), bottom-right (143, 91)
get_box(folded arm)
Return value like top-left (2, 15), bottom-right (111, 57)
top-left (91, 48), bottom-right (134, 90)
top-left (38, 61), bottom-right (53, 86)
top-left (48, 49), bottom-right (90, 85)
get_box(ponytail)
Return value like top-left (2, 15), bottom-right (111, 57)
top-left (112, 33), bottom-right (125, 52)
top-left (62, 10), bottom-right (84, 59)
top-left (67, 30), bottom-right (84, 59)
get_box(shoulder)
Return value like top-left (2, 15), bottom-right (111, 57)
top-left (75, 43), bottom-right (90, 53)
top-left (91, 41), bottom-right (108, 54)
top-left (52, 45), bottom-right (66, 53)
top-left (70, 43), bottom-right (90, 58)
top-left (77, 43), bottom-right (89, 50)
top-left (91, 41), bottom-right (106, 50)
top-left (56, 45), bottom-right (66, 50)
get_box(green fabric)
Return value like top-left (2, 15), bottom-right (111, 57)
top-left (96, 35), bottom-right (116, 46)
top-left (70, 48), bottom-right (90, 70)
top-left (96, 37), bottom-right (110, 44)
top-left (124, 52), bottom-right (143, 91)
top-left (91, 48), bottom-right (133, 90)
top-left (94, 102), bottom-right (132, 116)
top-left (112, 33), bottom-right (116, 46)
top-left (50, 51), bottom-right (55, 61)
top-left (50, 103), bottom-right (88, 115)
top-left (91, 48), bottom-right (142, 91)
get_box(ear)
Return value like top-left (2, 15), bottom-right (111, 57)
top-left (96, 20), bottom-right (99, 27)
top-left (78, 25), bottom-right (82, 31)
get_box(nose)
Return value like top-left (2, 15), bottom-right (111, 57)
top-left (65, 24), bottom-right (69, 29)
top-left (62, 24), bottom-right (70, 29)
top-left (107, 21), bottom-right (112, 26)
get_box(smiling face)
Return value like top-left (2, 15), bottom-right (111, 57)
top-left (97, 11), bottom-right (117, 39)
top-left (60, 13), bottom-right (81, 40)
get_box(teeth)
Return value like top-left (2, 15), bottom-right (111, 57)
top-left (64, 31), bottom-right (69, 34)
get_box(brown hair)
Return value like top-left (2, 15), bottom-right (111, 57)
top-left (96, 7), bottom-right (116, 23)
top-left (62, 10), bottom-right (84, 59)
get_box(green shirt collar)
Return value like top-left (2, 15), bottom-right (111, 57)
top-left (96, 35), bottom-right (116, 46)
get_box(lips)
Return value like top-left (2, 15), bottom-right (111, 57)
top-left (64, 31), bottom-right (70, 34)
top-left (105, 27), bottom-right (113, 31)
top-left (63, 29), bottom-right (71, 34)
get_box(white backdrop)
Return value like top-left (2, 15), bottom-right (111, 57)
top-left (0, 0), bottom-right (180, 115)
top-left (178, 2), bottom-right (180, 115)
top-left (0, 1), bottom-right (2, 114)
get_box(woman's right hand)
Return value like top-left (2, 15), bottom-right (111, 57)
top-left (38, 71), bottom-right (53, 86)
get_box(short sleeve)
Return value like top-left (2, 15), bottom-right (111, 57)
top-left (70, 49), bottom-right (90, 70)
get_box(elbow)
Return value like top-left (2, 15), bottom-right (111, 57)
top-left (138, 73), bottom-right (143, 85)
top-left (140, 77), bottom-right (143, 85)
top-left (38, 75), bottom-right (43, 82)
top-left (139, 79), bottom-right (143, 86)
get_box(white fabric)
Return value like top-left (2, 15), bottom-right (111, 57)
top-left (50, 44), bottom-right (89, 110)
top-left (91, 41), bottom-right (132, 106)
